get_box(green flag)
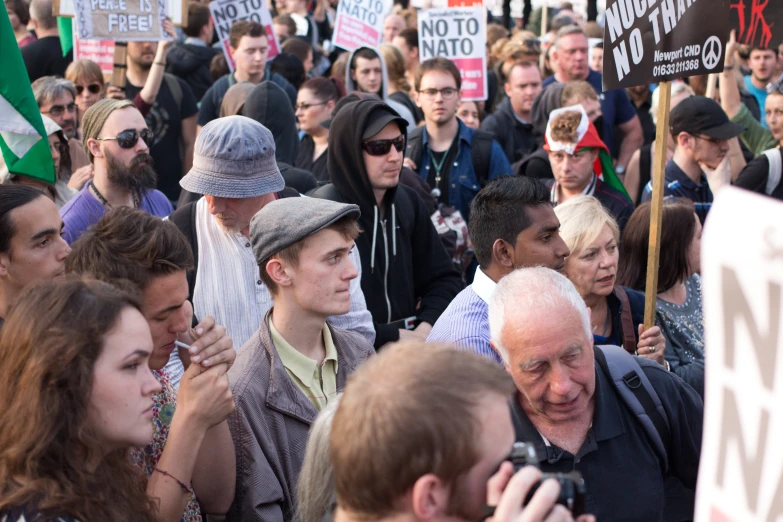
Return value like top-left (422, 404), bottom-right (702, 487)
top-left (0, 2), bottom-right (56, 184)
top-left (58, 16), bottom-right (73, 56)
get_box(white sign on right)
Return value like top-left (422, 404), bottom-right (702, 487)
top-left (696, 187), bottom-right (783, 522)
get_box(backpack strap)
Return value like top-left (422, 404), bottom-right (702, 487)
top-left (163, 73), bottom-right (183, 110)
top-left (612, 286), bottom-right (638, 354)
top-left (470, 129), bottom-right (495, 188)
top-left (405, 126), bottom-right (424, 171)
top-left (762, 148), bottom-right (782, 196)
top-left (594, 345), bottom-right (670, 472)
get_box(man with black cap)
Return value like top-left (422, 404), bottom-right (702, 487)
top-left (226, 196), bottom-right (374, 522)
top-left (314, 99), bottom-right (463, 349)
top-left (642, 96), bottom-right (745, 223)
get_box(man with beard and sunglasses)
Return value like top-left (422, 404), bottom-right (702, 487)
top-left (313, 99), bottom-right (462, 348)
top-left (59, 98), bottom-right (173, 245)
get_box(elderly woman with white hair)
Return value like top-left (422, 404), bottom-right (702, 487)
top-left (554, 195), bottom-right (668, 367)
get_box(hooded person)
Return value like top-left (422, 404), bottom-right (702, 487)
top-left (343, 47), bottom-right (417, 131)
top-left (242, 81), bottom-right (317, 194)
top-left (544, 104), bottom-right (634, 230)
top-left (0, 115), bottom-right (77, 208)
top-left (312, 99), bottom-right (463, 348)
top-left (513, 82), bottom-right (565, 178)
top-left (219, 81), bottom-right (255, 117)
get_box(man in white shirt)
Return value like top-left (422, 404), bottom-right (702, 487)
top-left (168, 115), bottom-right (374, 383)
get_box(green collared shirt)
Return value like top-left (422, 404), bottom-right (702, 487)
top-left (732, 103), bottom-right (778, 155)
top-left (270, 320), bottom-right (339, 410)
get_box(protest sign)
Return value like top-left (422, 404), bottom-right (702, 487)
top-left (73, 18), bottom-right (115, 79)
top-left (695, 187), bottom-right (783, 522)
top-left (60, 0), bottom-right (185, 24)
top-left (418, 7), bottom-right (487, 101)
top-left (602, 0), bottom-right (730, 91)
top-left (332, 0), bottom-right (393, 51)
top-left (73, 0), bottom-right (166, 40)
top-left (729, 0), bottom-right (782, 49)
top-left (209, 0), bottom-right (279, 72)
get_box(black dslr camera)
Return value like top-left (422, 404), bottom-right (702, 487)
top-left (510, 442), bottom-right (587, 516)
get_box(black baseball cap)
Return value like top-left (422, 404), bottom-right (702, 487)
top-left (669, 96), bottom-right (745, 140)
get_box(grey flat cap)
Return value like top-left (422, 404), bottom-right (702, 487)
top-left (180, 115), bottom-right (285, 198)
top-left (250, 197), bottom-right (361, 263)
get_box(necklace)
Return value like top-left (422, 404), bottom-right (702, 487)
top-left (429, 140), bottom-right (454, 198)
top-left (90, 182), bottom-right (140, 209)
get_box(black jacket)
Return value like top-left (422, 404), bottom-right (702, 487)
top-left (480, 96), bottom-right (538, 164)
top-left (165, 42), bottom-right (221, 101)
top-left (312, 99), bottom-right (463, 348)
top-left (242, 81), bottom-right (317, 194)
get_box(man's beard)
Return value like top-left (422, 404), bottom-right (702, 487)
top-left (105, 149), bottom-right (157, 194)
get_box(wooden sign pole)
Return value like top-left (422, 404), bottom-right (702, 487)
top-left (112, 42), bottom-right (128, 91)
top-left (539, 4), bottom-right (549, 72)
top-left (643, 80), bottom-right (672, 329)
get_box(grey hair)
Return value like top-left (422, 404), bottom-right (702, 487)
top-left (296, 396), bottom-right (341, 522)
top-left (29, 0), bottom-right (56, 29)
top-left (32, 76), bottom-right (77, 109)
top-left (553, 24), bottom-right (586, 50)
top-left (488, 267), bottom-right (592, 363)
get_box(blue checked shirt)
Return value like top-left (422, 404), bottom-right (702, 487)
top-left (427, 267), bottom-right (502, 364)
top-left (641, 159), bottom-right (713, 224)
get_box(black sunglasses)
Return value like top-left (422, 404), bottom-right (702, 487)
top-left (96, 128), bottom-right (154, 149)
top-left (361, 135), bottom-right (405, 156)
top-left (75, 83), bottom-right (102, 95)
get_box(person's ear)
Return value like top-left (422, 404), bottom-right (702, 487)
top-left (410, 474), bottom-right (449, 520)
top-left (492, 238), bottom-right (515, 269)
top-left (266, 257), bottom-right (293, 289)
top-left (0, 251), bottom-right (10, 278)
top-left (350, 68), bottom-right (357, 81)
top-left (504, 81), bottom-right (511, 96)
top-left (414, 89), bottom-right (421, 107)
top-left (86, 138), bottom-right (103, 160)
top-left (326, 99), bottom-right (336, 112)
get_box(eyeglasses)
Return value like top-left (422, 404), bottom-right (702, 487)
top-left (362, 135), bottom-right (405, 156)
top-left (96, 128), bottom-right (154, 149)
top-left (418, 87), bottom-right (459, 100)
top-left (49, 141), bottom-right (69, 155)
top-left (522, 39), bottom-right (542, 53)
top-left (296, 101), bottom-right (328, 111)
top-left (693, 134), bottom-right (724, 146)
top-left (42, 103), bottom-right (77, 118)
top-left (75, 83), bottom-right (102, 95)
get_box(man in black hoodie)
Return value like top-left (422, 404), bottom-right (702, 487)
top-left (166, 3), bottom-right (221, 101)
top-left (314, 99), bottom-right (463, 348)
top-left (242, 82), bottom-right (317, 194)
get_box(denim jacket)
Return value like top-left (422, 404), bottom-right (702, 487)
top-left (417, 120), bottom-right (512, 221)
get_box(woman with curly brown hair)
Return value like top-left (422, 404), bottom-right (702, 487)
top-left (0, 279), bottom-right (162, 522)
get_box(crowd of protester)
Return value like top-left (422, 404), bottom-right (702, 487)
top-left (2, 0), bottom-right (783, 519)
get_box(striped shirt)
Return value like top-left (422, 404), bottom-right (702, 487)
top-left (427, 267), bottom-right (502, 363)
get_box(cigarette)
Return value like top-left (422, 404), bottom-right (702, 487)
top-left (174, 340), bottom-right (190, 351)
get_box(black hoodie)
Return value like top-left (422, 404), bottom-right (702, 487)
top-left (313, 99), bottom-right (462, 347)
top-left (243, 82), bottom-right (317, 194)
top-left (165, 42), bottom-right (221, 101)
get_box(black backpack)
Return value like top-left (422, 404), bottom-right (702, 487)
top-left (406, 126), bottom-right (495, 188)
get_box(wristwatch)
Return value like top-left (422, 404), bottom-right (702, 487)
top-left (616, 165), bottom-right (626, 176)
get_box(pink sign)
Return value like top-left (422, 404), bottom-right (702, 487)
top-left (73, 19), bottom-right (115, 76)
top-left (418, 7), bottom-right (487, 101)
top-left (210, 0), bottom-right (279, 72)
top-left (332, 0), bottom-right (392, 52)
top-left (454, 57), bottom-right (486, 101)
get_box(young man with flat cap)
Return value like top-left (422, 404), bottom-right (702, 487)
top-left (642, 96), bottom-right (745, 223)
top-left (314, 99), bottom-right (463, 348)
top-left (226, 196), bottom-right (374, 522)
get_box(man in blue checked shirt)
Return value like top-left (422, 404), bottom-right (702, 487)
top-left (641, 96), bottom-right (744, 224)
top-left (427, 177), bottom-right (570, 363)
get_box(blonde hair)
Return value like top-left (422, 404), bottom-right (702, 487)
top-left (379, 44), bottom-right (411, 93)
top-left (65, 59), bottom-right (105, 88)
top-left (561, 80), bottom-right (598, 105)
top-left (554, 195), bottom-right (620, 257)
top-left (296, 397), bottom-right (341, 522)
